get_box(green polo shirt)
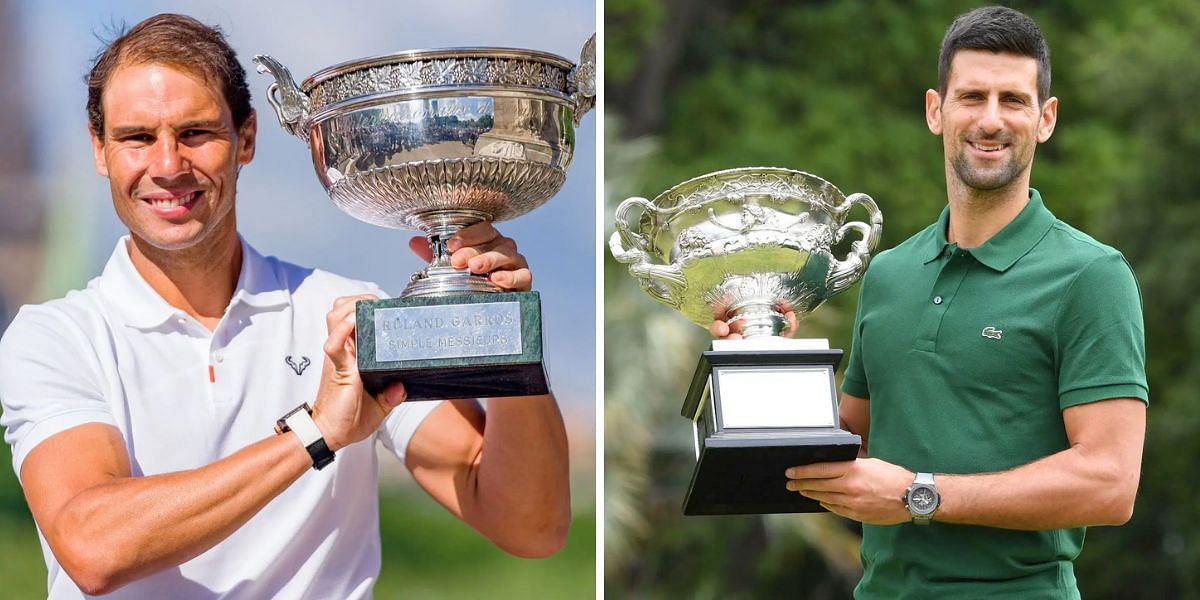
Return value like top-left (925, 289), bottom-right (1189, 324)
top-left (842, 189), bottom-right (1147, 599)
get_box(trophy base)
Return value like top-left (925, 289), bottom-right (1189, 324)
top-left (355, 291), bottom-right (549, 400)
top-left (682, 429), bottom-right (861, 515)
top-left (402, 266), bottom-right (500, 298)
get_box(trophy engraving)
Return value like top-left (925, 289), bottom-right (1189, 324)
top-left (256, 37), bottom-right (595, 399)
top-left (610, 167), bottom-right (882, 514)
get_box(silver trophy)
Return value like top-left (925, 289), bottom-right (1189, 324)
top-left (610, 167), bottom-right (882, 514)
top-left (255, 37), bottom-right (595, 400)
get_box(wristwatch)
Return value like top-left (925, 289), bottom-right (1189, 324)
top-left (275, 403), bottom-right (335, 470)
top-left (902, 472), bottom-right (939, 524)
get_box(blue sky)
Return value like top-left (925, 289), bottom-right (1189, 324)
top-left (13, 0), bottom-right (597, 421)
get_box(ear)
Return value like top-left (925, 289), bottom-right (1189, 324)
top-left (236, 110), bottom-right (258, 167)
top-left (1036, 96), bottom-right (1058, 143)
top-left (89, 125), bottom-right (109, 177)
top-left (925, 89), bottom-right (943, 135)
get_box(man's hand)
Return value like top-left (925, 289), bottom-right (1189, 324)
top-left (407, 222), bottom-right (532, 291)
top-left (709, 310), bottom-right (799, 339)
top-left (311, 294), bottom-right (406, 452)
top-left (785, 458), bottom-right (913, 525)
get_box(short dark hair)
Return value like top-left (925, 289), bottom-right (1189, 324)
top-left (937, 6), bottom-right (1051, 105)
top-left (86, 14), bottom-right (252, 139)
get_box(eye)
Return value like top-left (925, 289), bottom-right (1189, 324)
top-left (119, 133), bottom-right (154, 144)
top-left (182, 129), bottom-right (213, 139)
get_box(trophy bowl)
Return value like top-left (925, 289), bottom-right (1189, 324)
top-left (610, 167), bottom-right (883, 514)
top-left (253, 38), bottom-right (594, 400)
top-left (610, 167), bottom-right (881, 337)
top-left (255, 36), bottom-right (595, 297)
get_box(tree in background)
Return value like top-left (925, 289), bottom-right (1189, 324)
top-left (604, 0), bottom-right (1200, 597)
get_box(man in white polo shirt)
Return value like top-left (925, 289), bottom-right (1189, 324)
top-left (0, 14), bottom-right (570, 598)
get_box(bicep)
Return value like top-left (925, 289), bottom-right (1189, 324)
top-left (21, 423), bottom-right (131, 538)
top-left (1062, 398), bottom-right (1145, 473)
top-left (839, 393), bottom-right (870, 453)
top-left (404, 400), bottom-right (485, 518)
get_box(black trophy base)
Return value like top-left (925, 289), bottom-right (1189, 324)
top-left (355, 291), bottom-right (548, 401)
top-left (683, 429), bottom-right (861, 516)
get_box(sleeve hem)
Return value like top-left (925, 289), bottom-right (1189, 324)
top-left (841, 376), bottom-right (870, 399)
top-left (1060, 383), bottom-right (1148, 410)
top-left (380, 400), bottom-right (445, 462)
top-left (12, 409), bottom-right (119, 482)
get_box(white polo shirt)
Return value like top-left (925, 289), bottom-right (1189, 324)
top-left (0, 236), bottom-right (440, 599)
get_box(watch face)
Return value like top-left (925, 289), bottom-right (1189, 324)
top-left (910, 486), bottom-right (937, 514)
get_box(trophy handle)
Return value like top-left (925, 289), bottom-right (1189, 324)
top-left (567, 34), bottom-right (597, 126)
top-left (252, 54), bottom-right (312, 143)
top-left (610, 197), bottom-right (686, 307)
top-left (825, 192), bottom-right (883, 297)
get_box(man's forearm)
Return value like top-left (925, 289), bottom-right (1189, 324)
top-left (45, 433), bottom-right (311, 594)
top-left (936, 444), bottom-right (1140, 530)
top-left (469, 394), bottom-right (571, 557)
top-left (934, 399), bottom-right (1144, 530)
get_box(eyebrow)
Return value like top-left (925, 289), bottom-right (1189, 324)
top-left (107, 119), bottom-right (227, 138)
top-left (953, 86), bottom-right (1034, 102)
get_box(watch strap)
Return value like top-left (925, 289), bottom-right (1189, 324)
top-left (277, 403), bottom-right (336, 470)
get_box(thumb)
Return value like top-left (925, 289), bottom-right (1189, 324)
top-left (323, 317), bottom-right (358, 373)
top-left (408, 236), bottom-right (433, 263)
top-left (380, 382), bottom-right (408, 408)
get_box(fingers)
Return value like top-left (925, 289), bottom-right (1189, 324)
top-left (709, 319), bottom-right (743, 340)
top-left (785, 460), bottom-right (854, 480)
top-left (487, 268), bottom-right (532, 291)
top-left (323, 295), bottom-right (377, 372)
top-left (442, 224), bottom-right (534, 291)
top-left (448, 221), bottom-right (502, 250)
top-left (377, 382), bottom-right (408, 410)
top-left (408, 236), bottom-right (433, 263)
top-left (450, 233), bottom-right (528, 274)
top-left (326, 294), bottom-right (378, 333)
top-left (323, 315), bottom-right (358, 373)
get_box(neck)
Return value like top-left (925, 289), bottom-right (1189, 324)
top-left (126, 227), bottom-right (243, 332)
top-left (944, 171), bottom-right (1031, 248)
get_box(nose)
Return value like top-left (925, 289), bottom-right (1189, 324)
top-left (977, 97), bottom-right (1004, 135)
top-left (147, 135), bottom-right (190, 178)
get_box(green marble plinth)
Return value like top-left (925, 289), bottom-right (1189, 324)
top-left (356, 291), bottom-right (548, 400)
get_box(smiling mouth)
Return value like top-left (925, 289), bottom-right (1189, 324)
top-left (969, 141), bottom-right (1008, 153)
top-left (142, 190), bottom-right (202, 209)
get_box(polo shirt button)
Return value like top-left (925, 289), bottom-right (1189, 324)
top-left (933, 296), bottom-right (944, 305)
top-left (213, 351), bottom-right (225, 363)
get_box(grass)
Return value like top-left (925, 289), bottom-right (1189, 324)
top-left (377, 487), bottom-right (595, 599)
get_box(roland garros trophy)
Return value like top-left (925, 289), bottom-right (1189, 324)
top-left (255, 36), bottom-right (595, 400)
top-left (610, 167), bottom-right (882, 515)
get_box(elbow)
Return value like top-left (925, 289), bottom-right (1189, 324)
top-left (496, 506), bottom-right (571, 559)
top-left (56, 536), bottom-right (129, 596)
top-left (1095, 473), bottom-right (1140, 526)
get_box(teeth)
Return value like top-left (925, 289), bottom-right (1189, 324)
top-left (148, 192), bottom-right (196, 209)
top-left (973, 143), bottom-right (1003, 151)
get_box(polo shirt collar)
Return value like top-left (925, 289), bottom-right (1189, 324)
top-left (97, 235), bottom-right (289, 330)
top-left (229, 239), bottom-right (290, 310)
top-left (921, 188), bottom-right (1056, 272)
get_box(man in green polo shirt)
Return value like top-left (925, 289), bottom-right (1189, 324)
top-left (775, 6), bottom-right (1148, 598)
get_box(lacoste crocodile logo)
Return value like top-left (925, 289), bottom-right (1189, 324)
top-left (285, 355), bottom-right (311, 375)
top-left (981, 327), bottom-right (1003, 340)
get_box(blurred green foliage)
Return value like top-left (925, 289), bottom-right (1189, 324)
top-left (605, 0), bottom-right (1200, 597)
top-left (0, 442), bottom-right (593, 598)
